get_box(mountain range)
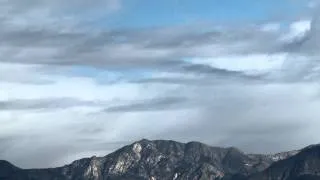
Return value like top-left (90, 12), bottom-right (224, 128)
top-left (1, 139), bottom-right (319, 180)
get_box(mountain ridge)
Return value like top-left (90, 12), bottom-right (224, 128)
top-left (0, 139), bottom-right (319, 180)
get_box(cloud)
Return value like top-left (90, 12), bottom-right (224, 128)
top-left (104, 96), bottom-right (188, 112)
top-left (308, 0), bottom-right (320, 8)
top-left (0, 98), bottom-right (103, 111)
top-left (260, 23), bottom-right (281, 32)
top-left (0, 0), bottom-right (122, 29)
top-left (0, 22), bottom-right (284, 68)
top-left (280, 20), bottom-right (311, 41)
top-left (1, 0), bottom-right (320, 170)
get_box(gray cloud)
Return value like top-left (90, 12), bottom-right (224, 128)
top-left (0, 27), bottom-right (280, 66)
top-left (0, 9), bottom-right (317, 84)
top-left (0, 137), bottom-right (15, 155)
top-left (132, 69), bottom-right (266, 87)
top-left (0, 98), bottom-right (103, 111)
top-left (0, 17), bottom-right (285, 69)
top-left (0, 0), bottom-right (122, 26)
top-left (140, 83), bottom-right (320, 153)
top-left (283, 16), bottom-right (319, 55)
top-left (0, 16), bottom-right (317, 85)
top-left (181, 63), bottom-right (265, 80)
top-left (104, 96), bottom-right (188, 112)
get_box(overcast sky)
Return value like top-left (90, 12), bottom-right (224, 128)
top-left (1, 0), bottom-right (320, 169)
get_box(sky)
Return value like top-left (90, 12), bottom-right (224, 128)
top-left (1, 0), bottom-right (320, 168)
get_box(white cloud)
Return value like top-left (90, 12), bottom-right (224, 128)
top-left (281, 20), bottom-right (311, 41)
top-left (186, 53), bottom-right (286, 74)
top-left (290, 20), bottom-right (311, 35)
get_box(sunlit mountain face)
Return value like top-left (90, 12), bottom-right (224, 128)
top-left (0, 0), bottom-right (320, 172)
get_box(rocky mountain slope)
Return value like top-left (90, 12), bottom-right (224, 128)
top-left (0, 139), bottom-right (318, 180)
top-left (248, 144), bottom-right (320, 180)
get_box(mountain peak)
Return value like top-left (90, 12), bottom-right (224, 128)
top-left (302, 143), bottom-right (320, 151)
top-left (1, 140), bottom-right (319, 180)
top-left (0, 160), bottom-right (13, 166)
top-left (136, 138), bottom-right (152, 144)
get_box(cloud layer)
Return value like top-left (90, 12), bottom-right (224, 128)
top-left (1, 0), bottom-right (320, 169)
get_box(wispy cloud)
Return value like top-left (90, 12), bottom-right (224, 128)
top-left (0, 98), bottom-right (104, 111)
top-left (104, 96), bottom-right (188, 112)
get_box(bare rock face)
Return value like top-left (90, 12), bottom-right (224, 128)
top-left (269, 150), bottom-right (300, 161)
top-left (83, 157), bottom-right (104, 180)
top-left (249, 145), bottom-right (320, 180)
top-left (1, 139), bottom-right (319, 180)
